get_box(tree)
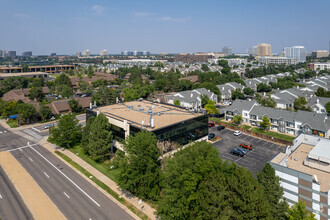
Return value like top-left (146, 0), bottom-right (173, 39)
top-left (85, 114), bottom-right (112, 161)
top-left (198, 82), bottom-right (221, 99)
top-left (87, 65), bottom-right (94, 78)
top-left (58, 84), bottom-right (73, 98)
top-left (243, 87), bottom-right (255, 96)
top-left (81, 116), bottom-right (95, 153)
top-left (201, 64), bottom-right (210, 72)
top-left (29, 87), bottom-right (44, 101)
top-left (258, 163), bottom-right (288, 219)
top-left (22, 64), bottom-right (29, 72)
top-left (154, 61), bottom-right (164, 68)
top-left (325, 101), bottom-right (330, 114)
top-left (257, 83), bottom-right (272, 93)
top-left (294, 97), bottom-right (311, 111)
top-left (233, 115), bottom-right (243, 125)
top-left (48, 114), bottom-right (82, 148)
top-left (115, 132), bottom-right (161, 201)
top-left (78, 80), bottom-right (91, 93)
top-left (68, 99), bottom-right (82, 113)
top-left (231, 88), bottom-right (245, 100)
top-left (55, 74), bottom-right (71, 87)
top-left (205, 100), bottom-right (219, 115)
top-left (200, 94), bottom-right (209, 107)
top-left (286, 201), bottom-right (316, 220)
top-left (39, 104), bottom-right (52, 121)
top-left (260, 116), bottom-right (271, 130)
top-left (16, 103), bottom-right (37, 124)
top-left (157, 141), bottom-right (224, 219)
top-left (92, 86), bottom-right (118, 105)
top-left (173, 99), bottom-right (180, 106)
top-left (315, 87), bottom-right (330, 98)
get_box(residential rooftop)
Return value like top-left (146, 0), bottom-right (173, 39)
top-left (94, 100), bottom-right (201, 131)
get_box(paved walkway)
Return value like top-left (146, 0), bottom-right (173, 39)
top-left (39, 137), bottom-right (157, 220)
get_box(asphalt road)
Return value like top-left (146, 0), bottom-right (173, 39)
top-left (0, 124), bottom-right (134, 220)
top-left (210, 127), bottom-right (284, 175)
top-left (0, 166), bottom-right (33, 220)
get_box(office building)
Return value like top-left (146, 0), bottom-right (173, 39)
top-left (270, 134), bottom-right (330, 220)
top-left (312, 50), bottom-right (329, 58)
top-left (100, 49), bottom-right (108, 56)
top-left (142, 51), bottom-right (150, 56)
top-left (76, 51), bottom-right (82, 57)
top-left (257, 43), bottom-right (272, 56)
top-left (174, 54), bottom-right (212, 63)
top-left (307, 63), bottom-right (330, 71)
top-left (0, 65), bottom-right (75, 74)
top-left (51, 53), bottom-right (56, 56)
top-left (258, 56), bottom-right (296, 65)
top-left (22, 51), bottom-right (32, 57)
top-left (284, 46), bottom-right (306, 63)
top-left (82, 50), bottom-right (91, 56)
top-left (222, 46), bottom-right (232, 56)
top-left (86, 100), bottom-right (208, 149)
top-left (7, 51), bottom-right (17, 58)
top-left (248, 46), bottom-right (258, 56)
top-left (121, 51), bottom-right (129, 56)
top-left (0, 50), bottom-right (6, 57)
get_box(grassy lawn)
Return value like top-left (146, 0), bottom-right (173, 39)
top-left (55, 151), bottom-right (149, 220)
top-left (69, 146), bottom-right (119, 182)
top-left (6, 119), bottom-right (18, 128)
top-left (251, 128), bottom-right (295, 142)
top-left (241, 125), bottom-right (251, 130)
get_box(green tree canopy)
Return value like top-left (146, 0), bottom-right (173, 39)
top-left (286, 201), bottom-right (316, 220)
top-left (325, 101), bottom-right (330, 114)
top-left (29, 87), bottom-right (45, 101)
top-left (258, 163), bottom-right (288, 219)
top-left (243, 87), bottom-right (255, 96)
top-left (201, 64), bottom-right (210, 72)
top-left (68, 99), bottom-right (82, 113)
top-left (173, 99), bottom-right (180, 106)
top-left (257, 83), bottom-right (272, 93)
top-left (260, 116), bottom-right (271, 130)
top-left (48, 114), bottom-right (82, 148)
top-left (294, 97), bottom-right (311, 111)
top-left (16, 102), bottom-right (37, 124)
top-left (115, 132), bottom-right (162, 201)
top-left (200, 94), bottom-right (209, 107)
top-left (231, 88), bottom-right (245, 100)
top-left (55, 74), bottom-right (71, 87)
top-left (205, 100), bottom-right (219, 115)
top-left (233, 114), bottom-right (243, 125)
top-left (39, 104), bottom-right (52, 121)
top-left (92, 86), bottom-right (119, 105)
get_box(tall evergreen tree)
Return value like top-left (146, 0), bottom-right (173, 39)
top-left (258, 163), bottom-right (288, 219)
top-left (81, 116), bottom-right (95, 153)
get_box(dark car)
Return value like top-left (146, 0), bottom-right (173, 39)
top-left (217, 125), bottom-right (225, 131)
top-left (230, 148), bottom-right (244, 157)
top-left (208, 133), bottom-right (215, 140)
top-left (237, 148), bottom-right (248, 155)
top-left (208, 123), bottom-right (215, 127)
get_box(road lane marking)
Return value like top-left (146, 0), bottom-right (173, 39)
top-left (44, 172), bottom-right (49, 178)
top-left (32, 127), bottom-right (41, 132)
top-left (63, 192), bottom-right (70, 199)
top-left (256, 139), bottom-right (261, 143)
top-left (29, 146), bottom-right (101, 207)
top-left (7, 144), bottom-right (38, 152)
top-left (0, 194), bottom-right (2, 199)
top-left (29, 157), bottom-right (33, 162)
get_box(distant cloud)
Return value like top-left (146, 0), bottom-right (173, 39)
top-left (160, 16), bottom-right (190, 23)
top-left (13, 13), bottom-right (27, 18)
top-left (132, 12), bottom-right (154, 17)
top-left (91, 5), bottom-right (104, 15)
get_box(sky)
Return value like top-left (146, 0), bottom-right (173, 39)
top-left (1, 0), bottom-right (330, 55)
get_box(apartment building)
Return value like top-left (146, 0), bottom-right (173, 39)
top-left (312, 50), bottom-right (329, 58)
top-left (217, 82), bottom-right (245, 101)
top-left (257, 43), bottom-right (272, 56)
top-left (225, 100), bottom-right (330, 138)
top-left (258, 56), bottom-right (296, 65)
top-left (270, 134), bottom-right (330, 220)
top-left (284, 46), bottom-right (306, 63)
top-left (308, 63), bottom-right (330, 71)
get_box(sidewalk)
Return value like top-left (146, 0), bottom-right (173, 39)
top-left (39, 137), bottom-right (157, 220)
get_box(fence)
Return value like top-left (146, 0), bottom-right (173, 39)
top-left (211, 120), bottom-right (292, 146)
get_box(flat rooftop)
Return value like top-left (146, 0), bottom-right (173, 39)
top-left (0, 72), bottom-right (48, 77)
top-left (273, 143), bottom-right (330, 192)
top-left (95, 100), bottom-right (201, 131)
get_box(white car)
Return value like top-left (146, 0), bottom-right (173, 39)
top-left (234, 130), bottom-right (242, 136)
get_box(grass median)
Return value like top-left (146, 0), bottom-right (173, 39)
top-left (250, 128), bottom-right (295, 142)
top-left (55, 151), bottom-right (149, 220)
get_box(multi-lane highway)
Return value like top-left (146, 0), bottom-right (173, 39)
top-left (0, 124), bottom-right (135, 220)
top-left (0, 166), bottom-right (33, 220)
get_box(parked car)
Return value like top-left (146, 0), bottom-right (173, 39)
top-left (234, 130), bottom-right (242, 136)
top-left (208, 123), bottom-right (215, 127)
top-left (208, 133), bottom-right (215, 140)
top-left (230, 148), bottom-right (244, 157)
top-left (240, 143), bottom-right (253, 150)
top-left (217, 125), bottom-right (225, 131)
top-left (237, 148), bottom-right (248, 155)
top-left (44, 123), bottom-right (53, 129)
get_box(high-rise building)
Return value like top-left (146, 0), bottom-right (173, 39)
top-left (22, 51), bottom-right (32, 57)
top-left (0, 50), bottom-right (6, 57)
top-left (248, 46), bottom-right (258, 56)
top-left (257, 43), bottom-right (272, 56)
top-left (142, 51), bottom-right (150, 56)
top-left (7, 51), bottom-right (16, 58)
top-left (222, 46), bottom-right (232, 56)
top-left (311, 50), bottom-right (329, 58)
top-left (100, 49), bottom-right (108, 56)
top-left (284, 46), bottom-right (306, 63)
top-left (121, 51), bottom-right (129, 56)
top-left (82, 50), bottom-right (91, 56)
top-left (132, 51), bottom-right (138, 56)
top-left (51, 53), bottom-right (56, 56)
top-left (76, 51), bottom-right (82, 57)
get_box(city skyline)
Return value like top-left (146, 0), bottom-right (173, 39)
top-left (1, 0), bottom-right (330, 55)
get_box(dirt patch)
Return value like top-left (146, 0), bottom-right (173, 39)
top-left (0, 151), bottom-right (66, 220)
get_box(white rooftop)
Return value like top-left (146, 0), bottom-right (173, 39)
top-left (308, 139), bottom-right (330, 164)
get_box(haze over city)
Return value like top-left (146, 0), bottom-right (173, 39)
top-left (1, 0), bottom-right (330, 55)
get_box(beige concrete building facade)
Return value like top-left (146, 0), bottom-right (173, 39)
top-left (312, 50), bottom-right (329, 58)
top-left (257, 43), bottom-right (272, 56)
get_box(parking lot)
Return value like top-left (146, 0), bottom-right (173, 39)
top-left (210, 127), bottom-right (285, 176)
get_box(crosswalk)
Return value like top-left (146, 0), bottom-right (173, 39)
top-left (0, 130), bottom-right (7, 134)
